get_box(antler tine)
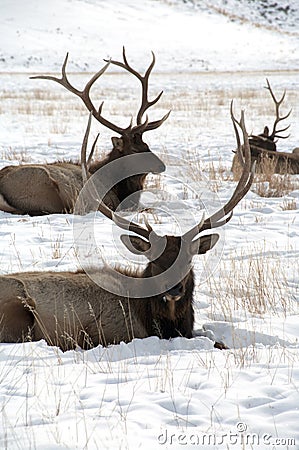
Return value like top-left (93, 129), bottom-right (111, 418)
top-left (81, 112), bottom-right (93, 184)
top-left (106, 46), bottom-right (170, 132)
top-left (183, 212), bottom-right (205, 241)
top-left (142, 110), bottom-right (171, 132)
top-left (184, 107), bottom-right (254, 239)
top-left (30, 53), bottom-right (76, 93)
top-left (273, 122), bottom-right (291, 140)
top-left (230, 100), bottom-right (245, 167)
top-left (135, 50), bottom-right (164, 126)
top-left (31, 55), bottom-right (128, 135)
top-left (87, 133), bottom-right (99, 167)
top-left (111, 212), bottom-right (152, 240)
top-left (143, 215), bottom-right (153, 233)
top-left (80, 114), bottom-right (152, 241)
top-left (265, 78), bottom-right (286, 105)
top-left (274, 133), bottom-right (291, 140)
top-left (132, 114), bottom-right (149, 135)
top-left (265, 78), bottom-right (292, 140)
top-left (213, 110), bottom-right (254, 218)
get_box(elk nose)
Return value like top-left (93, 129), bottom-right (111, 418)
top-left (166, 283), bottom-right (183, 298)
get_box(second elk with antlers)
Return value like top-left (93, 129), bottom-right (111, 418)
top-left (232, 79), bottom-right (299, 174)
top-left (0, 109), bottom-right (254, 351)
top-left (0, 48), bottom-right (169, 216)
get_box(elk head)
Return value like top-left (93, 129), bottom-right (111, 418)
top-left (120, 231), bottom-right (220, 302)
top-left (30, 47), bottom-right (169, 175)
top-left (249, 79), bottom-right (292, 152)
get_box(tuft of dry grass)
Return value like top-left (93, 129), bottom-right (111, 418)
top-left (280, 198), bottom-right (297, 210)
top-left (253, 173), bottom-right (299, 199)
top-left (51, 234), bottom-right (64, 260)
top-left (1, 146), bottom-right (31, 163)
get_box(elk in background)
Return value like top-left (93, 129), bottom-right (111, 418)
top-left (0, 108), bottom-right (254, 351)
top-left (232, 79), bottom-right (299, 175)
top-left (0, 48), bottom-right (169, 216)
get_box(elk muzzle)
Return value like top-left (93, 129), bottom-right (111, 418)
top-left (163, 282), bottom-right (184, 302)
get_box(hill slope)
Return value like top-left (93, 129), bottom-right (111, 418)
top-left (1, 0), bottom-right (298, 72)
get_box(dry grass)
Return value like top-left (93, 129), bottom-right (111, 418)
top-left (281, 198), bottom-right (297, 210)
top-left (1, 147), bottom-right (31, 163)
top-left (51, 234), bottom-right (63, 259)
top-left (205, 246), bottom-right (297, 320)
top-left (254, 175), bottom-right (299, 198)
top-left (232, 153), bottom-right (299, 198)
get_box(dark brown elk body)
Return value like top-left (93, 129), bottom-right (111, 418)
top-left (0, 236), bottom-right (200, 350)
top-left (249, 126), bottom-right (277, 152)
top-left (0, 49), bottom-right (168, 215)
top-left (0, 108), bottom-right (254, 351)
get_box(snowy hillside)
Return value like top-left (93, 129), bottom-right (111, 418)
top-left (0, 1), bottom-right (299, 449)
top-left (198, 0), bottom-right (299, 34)
top-left (1, 0), bottom-right (299, 73)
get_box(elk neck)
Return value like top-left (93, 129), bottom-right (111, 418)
top-left (88, 145), bottom-right (148, 209)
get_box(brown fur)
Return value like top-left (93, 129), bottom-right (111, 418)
top-left (0, 235), bottom-right (218, 351)
top-left (0, 135), bottom-right (164, 215)
top-left (249, 127), bottom-right (277, 152)
top-left (0, 278), bottom-right (35, 342)
top-left (232, 145), bottom-right (299, 175)
top-left (0, 163), bottom-right (80, 215)
top-left (0, 269), bottom-right (191, 350)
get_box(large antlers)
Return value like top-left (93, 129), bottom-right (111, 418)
top-left (184, 103), bottom-right (255, 240)
top-left (30, 48), bottom-right (169, 136)
top-left (265, 78), bottom-right (292, 141)
top-left (30, 56), bottom-right (127, 135)
top-left (106, 46), bottom-right (170, 132)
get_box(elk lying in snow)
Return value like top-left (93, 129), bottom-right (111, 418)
top-left (0, 48), bottom-right (168, 216)
top-left (232, 79), bottom-right (299, 174)
top-left (0, 110), bottom-right (254, 351)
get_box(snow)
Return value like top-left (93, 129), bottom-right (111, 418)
top-left (0, 0), bottom-right (299, 449)
top-left (1, 0), bottom-right (299, 73)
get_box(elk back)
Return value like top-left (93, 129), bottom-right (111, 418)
top-left (0, 162), bottom-right (123, 215)
top-left (0, 271), bottom-right (150, 350)
top-left (0, 163), bottom-right (84, 214)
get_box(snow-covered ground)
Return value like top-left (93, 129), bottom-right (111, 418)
top-left (0, 1), bottom-right (299, 449)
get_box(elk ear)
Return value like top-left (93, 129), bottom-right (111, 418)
top-left (112, 137), bottom-right (124, 152)
top-left (120, 235), bottom-right (151, 255)
top-left (190, 234), bottom-right (219, 255)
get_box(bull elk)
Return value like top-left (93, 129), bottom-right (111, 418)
top-left (0, 48), bottom-right (169, 216)
top-left (232, 79), bottom-right (299, 174)
top-left (0, 108), bottom-right (254, 351)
